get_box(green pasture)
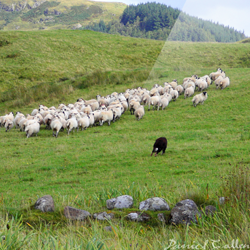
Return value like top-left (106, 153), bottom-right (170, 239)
top-left (0, 30), bottom-right (250, 249)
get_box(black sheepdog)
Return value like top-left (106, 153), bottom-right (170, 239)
top-left (151, 137), bottom-right (167, 157)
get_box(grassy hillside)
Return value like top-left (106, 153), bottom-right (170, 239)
top-left (0, 0), bottom-right (126, 30)
top-left (0, 31), bottom-right (250, 248)
top-left (0, 30), bottom-right (163, 93)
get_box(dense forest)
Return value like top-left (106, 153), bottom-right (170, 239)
top-left (82, 2), bottom-right (246, 42)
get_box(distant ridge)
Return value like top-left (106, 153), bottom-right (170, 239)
top-left (0, 1), bottom-right (246, 42)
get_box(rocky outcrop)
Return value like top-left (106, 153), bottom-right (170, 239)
top-left (0, 0), bottom-right (46, 12)
top-left (44, 8), bottom-right (61, 16)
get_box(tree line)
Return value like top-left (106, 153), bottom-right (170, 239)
top-left (81, 2), bottom-right (246, 42)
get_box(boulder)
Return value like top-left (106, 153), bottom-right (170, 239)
top-left (139, 197), bottom-right (170, 211)
top-left (34, 195), bottom-right (54, 212)
top-left (170, 199), bottom-right (201, 225)
top-left (93, 212), bottom-right (114, 220)
top-left (64, 206), bottom-right (90, 220)
top-left (106, 195), bottom-right (133, 209)
top-left (127, 212), bottom-right (150, 222)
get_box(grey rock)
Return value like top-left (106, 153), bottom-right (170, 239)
top-left (34, 195), bottom-right (54, 212)
top-left (104, 226), bottom-right (112, 232)
top-left (170, 199), bottom-right (201, 225)
top-left (32, 0), bottom-right (47, 9)
top-left (93, 212), bottom-right (114, 220)
top-left (54, 10), bottom-right (61, 15)
top-left (72, 23), bottom-right (82, 30)
top-left (64, 206), bottom-right (90, 220)
top-left (127, 212), bottom-right (150, 222)
top-left (106, 195), bottom-right (133, 209)
top-left (205, 205), bottom-right (217, 216)
top-left (139, 197), bottom-right (170, 211)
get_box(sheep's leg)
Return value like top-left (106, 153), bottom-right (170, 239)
top-left (56, 131), bottom-right (59, 138)
top-left (108, 120), bottom-right (111, 126)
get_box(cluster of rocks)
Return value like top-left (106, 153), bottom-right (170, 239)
top-left (0, 0), bottom-right (46, 12)
top-left (34, 194), bottom-right (218, 225)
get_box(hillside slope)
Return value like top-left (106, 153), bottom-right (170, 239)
top-left (0, 0), bottom-right (126, 30)
top-left (0, 30), bottom-right (250, 248)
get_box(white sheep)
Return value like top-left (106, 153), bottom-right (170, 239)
top-left (170, 89), bottom-right (179, 101)
top-left (214, 75), bottom-right (224, 89)
top-left (111, 107), bottom-right (123, 122)
top-left (13, 112), bottom-right (25, 129)
top-left (197, 79), bottom-right (208, 91)
top-left (66, 116), bottom-right (78, 135)
top-left (184, 86), bottom-right (195, 98)
top-left (192, 92), bottom-right (208, 107)
top-left (220, 77), bottom-right (230, 90)
top-left (149, 88), bottom-right (159, 97)
top-left (169, 79), bottom-right (178, 89)
top-left (99, 110), bottom-right (113, 126)
top-left (50, 117), bottom-right (63, 138)
top-left (31, 109), bottom-right (38, 116)
top-left (129, 100), bottom-right (140, 115)
top-left (2, 112), bottom-right (14, 126)
top-left (175, 85), bottom-right (184, 95)
top-left (159, 96), bottom-right (169, 110)
top-left (134, 105), bottom-right (145, 120)
top-left (93, 110), bottom-right (102, 125)
top-left (88, 112), bottom-right (95, 127)
top-left (25, 122), bottom-right (40, 138)
top-left (209, 68), bottom-right (223, 81)
top-left (76, 114), bottom-right (90, 131)
top-left (5, 120), bottom-right (13, 132)
top-left (148, 95), bottom-right (161, 111)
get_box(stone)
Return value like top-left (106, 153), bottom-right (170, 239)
top-left (34, 195), bottom-right (54, 212)
top-left (170, 199), bottom-right (201, 225)
top-left (93, 212), bottom-right (114, 220)
top-left (106, 195), bottom-right (133, 209)
top-left (104, 226), bottom-right (112, 232)
top-left (127, 212), bottom-right (150, 222)
top-left (72, 23), bottom-right (82, 30)
top-left (64, 206), bottom-right (90, 220)
top-left (205, 205), bottom-right (217, 216)
top-left (139, 197), bottom-right (170, 211)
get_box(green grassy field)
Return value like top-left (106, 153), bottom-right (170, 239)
top-left (0, 30), bottom-right (250, 249)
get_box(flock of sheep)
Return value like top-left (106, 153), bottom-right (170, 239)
top-left (0, 68), bottom-right (230, 138)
